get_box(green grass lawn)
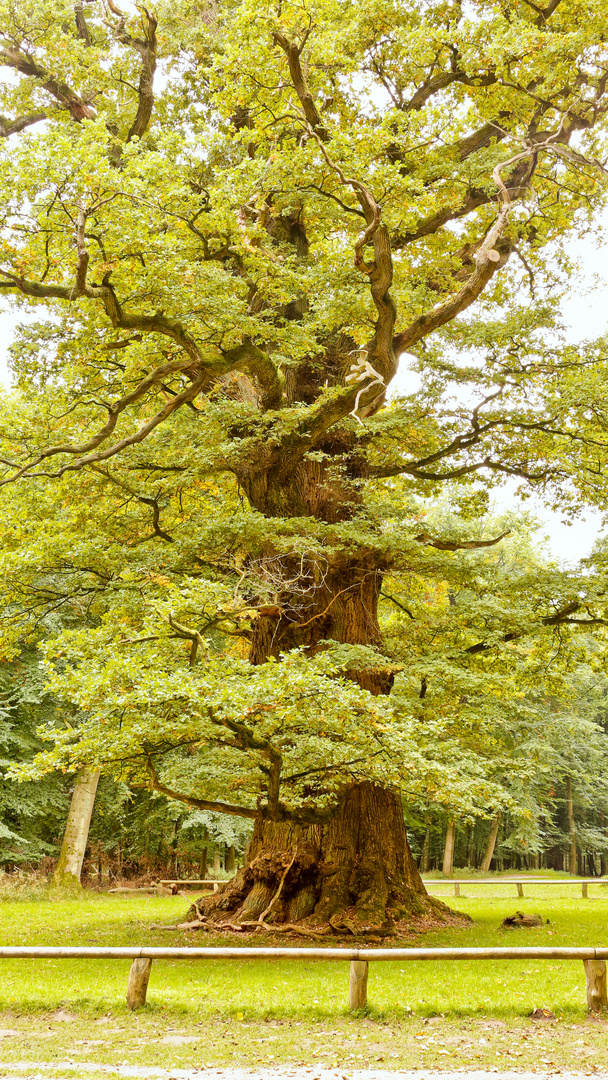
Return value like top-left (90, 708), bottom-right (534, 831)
top-left (0, 886), bottom-right (606, 1074)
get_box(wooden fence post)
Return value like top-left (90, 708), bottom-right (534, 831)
top-left (454, 882), bottom-right (460, 897)
top-left (582, 882), bottom-right (589, 898)
top-left (127, 958), bottom-right (153, 1010)
top-left (516, 883), bottom-right (524, 898)
top-left (349, 960), bottom-right (368, 1010)
top-left (584, 959), bottom-right (607, 1012)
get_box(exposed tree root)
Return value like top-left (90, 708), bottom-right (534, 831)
top-left (165, 787), bottom-right (463, 940)
top-left (150, 915), bottom-right (328, 938)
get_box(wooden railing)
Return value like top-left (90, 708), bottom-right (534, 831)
top-left (152, 877), bottom-right (608, 899)
top-left (1, 945), bottom-right (606, 1014)
top-left (423, 877), bottom-right (607, 898)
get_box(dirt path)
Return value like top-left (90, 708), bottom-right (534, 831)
top-left (0, 1065), bottom-right (605, 1079)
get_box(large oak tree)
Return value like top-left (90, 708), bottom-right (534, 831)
top-left (1, 0), bottom-right (608, 933)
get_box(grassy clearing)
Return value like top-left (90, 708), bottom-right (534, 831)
top-left (0, 887), bottom-right (606, 1073)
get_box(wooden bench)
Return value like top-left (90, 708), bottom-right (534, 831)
top-left (0, 945), bottom-right (605, 1014)
top-left (159, 880), bottom-right (222, 892)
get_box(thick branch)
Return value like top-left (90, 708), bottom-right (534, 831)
top-left (393, 210), bottom-right (513, 354)
top-left (74, 2), bottom-right (92, 45)
top-left (370, 457), bottom-right (555, 484)
top-left (146, 754), bottom-right (335, 825)
top-left (272, 31), bottom-right (330, 141)
top-left (301, 125), bottom-right (397, 416)
top-left (0, 45), bottom-right (95, 120)
top-left (0, 266), bottom-right (204, 364)
top-left (115, 8), bottom-right (158, 142)
top-left (146, 756), bottom-right (259, 820)
top-left (223, 339), bottom-right (283, 410)
top-left (393, 153), bottom-right (533, 248)
top-left (463, 600), bottom-right (600, 658)
top-left (0, 110), bottom-right (46, 137)
top-left (404, 69), bottom-right (497, 112)
top-left (415, 530), bottom-right (510, 551)
top-left (0, 369), bottom-right (209, 484)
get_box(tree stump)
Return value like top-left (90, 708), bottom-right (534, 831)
top-left (349, 960), bottom-right (368, 1010)
top-left (126, 958), bottom-right (153, 1010)
top-left (584, 959), bottom-right (607, 1013)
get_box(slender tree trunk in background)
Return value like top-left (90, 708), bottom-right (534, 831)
top-left (481, 812), bottom-right (501, 873)
top-left (199, 848), bottom-right (207, 879)
top-left (567, 776), bottom-right (578, 876)
top-left (467, 828), bottom-right (476, 869)
top-left (225, 846), bottom-right (235, 873)
top-left (442, 821), bottom-right (456, 877)
top-left (421, 828), bottom-right (431, 873)
top-left (213, 849), bottom-right (221, 875)
top-left (170, 819), bottom-right (180, 878)
top-left (52, 768), bottom-right (100, 890)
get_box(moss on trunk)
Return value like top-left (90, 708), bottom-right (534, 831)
top-left (191, 782), bottom-right (450, 935)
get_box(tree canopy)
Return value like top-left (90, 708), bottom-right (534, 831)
top-left (1, 0), bottom-right (608, 929)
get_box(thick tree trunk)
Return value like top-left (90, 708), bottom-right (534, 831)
top-left (198, 460), bottom-right (454, 934)
top-left (442, 820), bottom-right (456, 877)
top-left (481, 812), bottom-right (501, 873)
top-left (52, 767), bottom-right (100, 890)
top-left (188, 549), bottom-right (454, 932)
top-left (191, 782), bottom-right (448, 935)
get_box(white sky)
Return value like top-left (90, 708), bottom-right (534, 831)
top-left (0, 219), bottom-right (607, 567)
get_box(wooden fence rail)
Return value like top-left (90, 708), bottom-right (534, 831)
top-left (157, 877), bottom-right (608, 899)
top-left (422, 878), bottom-right (608, 898)
top-left (0, 945), bottom-right (607, 1014)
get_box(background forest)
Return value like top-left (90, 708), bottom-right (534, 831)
top-left (3, 528), bottom-right (608, 884)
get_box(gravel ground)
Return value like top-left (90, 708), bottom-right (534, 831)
top-left (0, 1065), bottom-right (606, 1080)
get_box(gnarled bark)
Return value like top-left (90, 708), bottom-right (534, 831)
top-left (186, 445), bottom-right (455, 934)
top-left (191, 783), bottom-right (449, 936)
